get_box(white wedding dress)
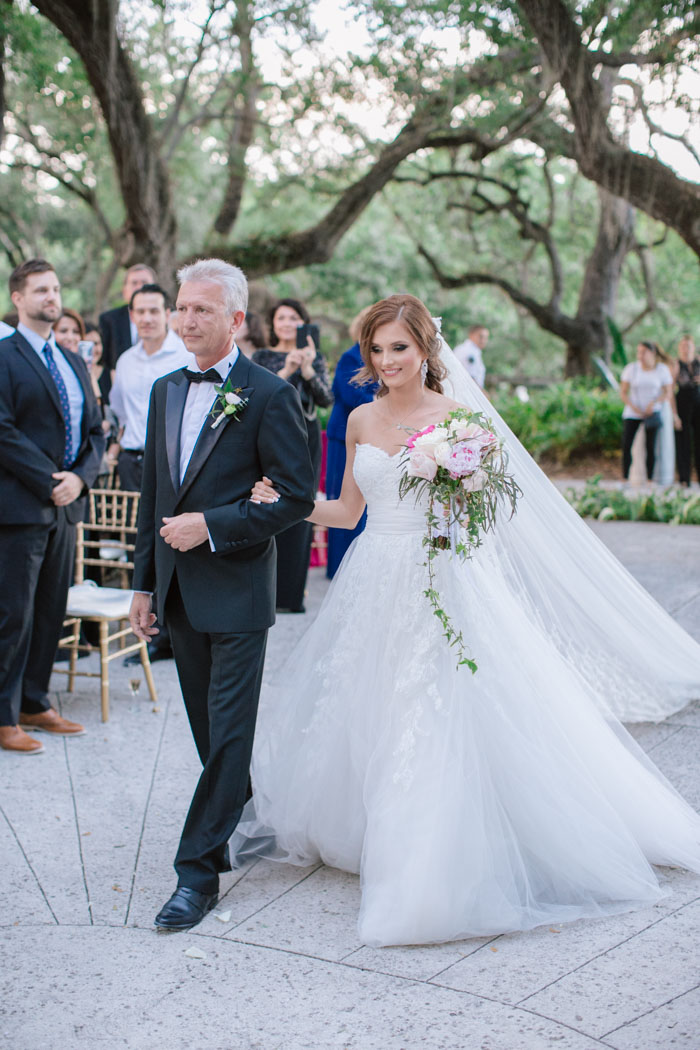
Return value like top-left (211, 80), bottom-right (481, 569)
top-left (234, 438), bottom-right (700, 947)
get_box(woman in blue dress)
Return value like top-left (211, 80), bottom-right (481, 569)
top-left (325, 308), bottom-right (377, 577)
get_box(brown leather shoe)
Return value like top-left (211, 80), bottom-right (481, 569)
top-left (19, 708), bottom-right (86, 736)
top-left (0, 725), bottom-right (45, 754)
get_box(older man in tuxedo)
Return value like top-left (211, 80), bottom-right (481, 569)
top-left (0, 259), bottom-right (105, 754)
top-left (130, 258), bottom-right (315, 931)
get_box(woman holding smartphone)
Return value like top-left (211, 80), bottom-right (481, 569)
top-left (253, 298), bottom-right (333, 612)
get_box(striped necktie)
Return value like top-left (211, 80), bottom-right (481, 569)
top-left (43, 342), bottom-right (74, 468)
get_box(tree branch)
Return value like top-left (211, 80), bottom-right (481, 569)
top-left (516, 0), bottom-right (700, 258)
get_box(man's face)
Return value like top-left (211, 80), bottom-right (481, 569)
top-left (176, 280), bottom-right (243, 365)
top-left (11, 270), bottom-right (62, 326)
top-left (130, 291), bottom-right (168, 345)
top-left (122, 268), bottom-right (152, 304)
top-left (472, 327), bottom-right (489, 350)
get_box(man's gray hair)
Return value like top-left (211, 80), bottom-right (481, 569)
top-left (177, 258), bottom-right (248, 315)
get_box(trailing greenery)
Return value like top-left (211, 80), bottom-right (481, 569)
top-left (493, 381), bottom-right (623, 464)
top-left (565, 477), bottom-right (700, 525)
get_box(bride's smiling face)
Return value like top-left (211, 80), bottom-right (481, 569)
top-left (369, 320), bottom-right (426, 390)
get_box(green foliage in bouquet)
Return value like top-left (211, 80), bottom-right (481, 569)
top-left (399, 409), bottom-right (522, 673)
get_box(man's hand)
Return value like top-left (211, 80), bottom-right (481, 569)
top-left (129, 592), bottom-right (158, 642)
top-left (51, 471), bottom-right (84, 506)
top-left (160, 512), bottom-right (209, 551)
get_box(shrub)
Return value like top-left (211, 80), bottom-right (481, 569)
top-left (492, 381), bottom-right (623, 464)
top-left (565, 477), bottom-right (700, 525)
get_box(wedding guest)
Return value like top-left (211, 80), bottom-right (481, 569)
top-left (99, 263), bottom-right (156, 371)
top-left (83, 322), bottom-right (112, 406)
top-left (109, 284), bottom-right (190, 493)
top-left (109, 284), bottom-right (190, 664)
top-left (53, 307), bottom-right (85, 354)
top-left (325, 307), bottom-right (377, 578)
top-left (620, 341), bottom-right (673, 481)
top-left (237, 310), bottom-right (268, 359)
top-left (0, 259), bottom-right (104, 753)
top-left (674, 335), bottom-right (700, 487)
top-left (0, 316), bottom-right (15, 337)
top-left (253, 298), bottom-right (333, 612)
top-left (454, 324), bottom-right (489, 388)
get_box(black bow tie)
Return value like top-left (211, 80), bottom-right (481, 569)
top-left (183, 367), bottom-right (224, 384)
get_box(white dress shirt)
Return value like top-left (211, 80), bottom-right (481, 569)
top-left (0, 320), bottom-right (15, 338)
top-left (453, 337), bottom-right (486, 389)
top-left (18, 321), bottom-right (85, 460)
top-left (110, 329), bottom-right (192, 450)
top-left (179, 345), bottom-right (239, 484)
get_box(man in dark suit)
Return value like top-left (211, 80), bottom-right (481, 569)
top-left (98, 263), bottom-right (155, 371)
top-left (0, 259), bottom-right (105, 754)
top-left (130, 258), bottom-right (315, 931)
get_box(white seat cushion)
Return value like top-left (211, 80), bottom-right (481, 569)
top-left (66, 582), bottom-right (133, 619)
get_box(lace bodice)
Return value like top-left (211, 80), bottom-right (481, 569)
top-left (353, 443), bottom-right (426, 535)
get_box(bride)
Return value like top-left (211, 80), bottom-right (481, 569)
top-left (235, 293), bottom-right (700, 948)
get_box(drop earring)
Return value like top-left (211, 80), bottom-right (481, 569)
top-left (420, 359), bottom-right (428, 386)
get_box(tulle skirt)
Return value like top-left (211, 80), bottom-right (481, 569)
top-left (234, 527), bottom-right (700, 947)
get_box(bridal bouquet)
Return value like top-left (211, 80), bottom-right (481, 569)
top-left (399, 409), bottom-right (521, 672)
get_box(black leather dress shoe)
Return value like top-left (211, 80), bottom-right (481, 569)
top-left (154, 887), bottom-right (219, 931)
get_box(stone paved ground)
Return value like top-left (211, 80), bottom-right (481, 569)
top-left (2, 521), bottom-right (700, 1050)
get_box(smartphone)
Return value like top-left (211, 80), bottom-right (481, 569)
top-left (296, 323), bottom-right (320, 350)
top-left (77, 340), bottom-right (94, 365)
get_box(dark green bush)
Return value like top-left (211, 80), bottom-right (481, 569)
top-left (492, 381), bottom-right (623, 464)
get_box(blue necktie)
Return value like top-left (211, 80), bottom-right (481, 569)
top-left (43, 343), bottom-right (74, 468)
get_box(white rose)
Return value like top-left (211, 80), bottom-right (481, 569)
top-left (225, 391), bottom-right (242, 405)
top-left (434, 441), bottom-right (453, 468)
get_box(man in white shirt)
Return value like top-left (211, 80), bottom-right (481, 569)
top-left (109, 284), bottom-right (192, 493)
top-left (110, 283), bottom-right (191, 663)
top-left (454, 324), bottom-right (490, 388)
top-left (0, 319), bottom-right (15, 338)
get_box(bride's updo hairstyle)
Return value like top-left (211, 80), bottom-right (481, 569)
top-left (353, 293), bottom-right (447, 398)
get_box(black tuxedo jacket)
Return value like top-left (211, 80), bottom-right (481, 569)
top-left (0, 331), bottom-right (105, 525)
top-left (132, 354), bottom-right (316, 633)
top-left (98, 303), bottom-right (132, 370)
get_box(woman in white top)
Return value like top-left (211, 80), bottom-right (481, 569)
top-left (620, 342), bottom-right (673, 480)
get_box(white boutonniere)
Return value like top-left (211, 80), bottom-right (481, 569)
top-left (210, 378), bottom-right (250, 429)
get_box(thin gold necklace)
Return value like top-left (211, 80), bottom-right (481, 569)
top-left (378, 392), bottom-right (427, 433)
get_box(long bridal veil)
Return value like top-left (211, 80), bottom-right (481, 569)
top-left (437, 330), bottom-right (699, 722)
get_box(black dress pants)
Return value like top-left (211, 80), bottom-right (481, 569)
top-left (118, 448), bottom-right (171, 652)
top-left (676, 394), bottom-right (700, 485)
top-left (165, 575), bottom-right (267, 894)
top-left (0, 509), bottom-right (74, 726)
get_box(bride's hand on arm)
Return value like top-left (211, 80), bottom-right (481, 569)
top-left (249, 414), bottom-right (366, 528)
top-left (250, 476), bottom-right (280, 504)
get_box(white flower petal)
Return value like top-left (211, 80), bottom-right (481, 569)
top-left (184, 946), bottom-right (206, 959)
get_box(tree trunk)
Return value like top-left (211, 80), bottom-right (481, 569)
top-left (516, 0), bottom-right (700, 260)
top-left (33, 0), bottom-right (178, 285)
top-left (565, 189), bottom-right (635, 376)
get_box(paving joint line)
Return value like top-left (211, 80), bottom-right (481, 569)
top-left (59, 710), bottom-right (92, 926)
top-left (0, 804), bottom-right (59, 924)
top-left (599, 978), bottom-right (700, 1039)
top-left (221, 862), bottom-right (323, 933)
top-left (426, 934), bottom-right (503, 981)
top-left (514, 893), bottom-right (700, 1010)
top-left (123, 693), bottom-right (173, 927)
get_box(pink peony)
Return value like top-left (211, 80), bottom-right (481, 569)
top-left (407, 450), bottom-right (438, 480)
top-left (445, 440), bottom-right (482, 478)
